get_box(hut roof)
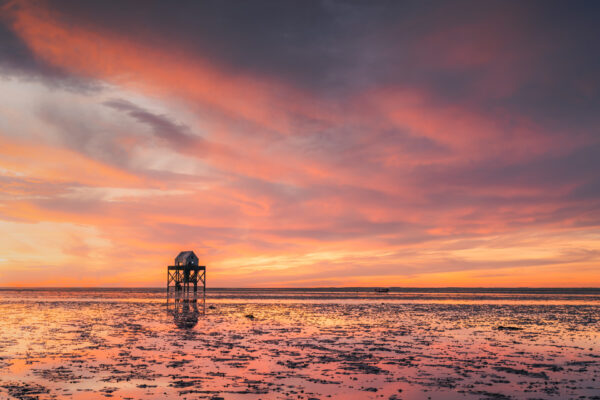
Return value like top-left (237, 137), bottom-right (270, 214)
top-left (175, 250), bottom-right (198, 265)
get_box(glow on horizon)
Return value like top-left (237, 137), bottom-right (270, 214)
top-left (0, 0), bottom-right (599, 287)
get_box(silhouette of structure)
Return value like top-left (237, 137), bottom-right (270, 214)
top-left (167, 250), bottom-right (206, 296)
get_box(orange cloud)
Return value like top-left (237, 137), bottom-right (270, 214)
top-left (0, 135), bottom-right (142, 188)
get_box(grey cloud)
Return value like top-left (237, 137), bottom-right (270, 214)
top-left (103, 99), bottom-right (203, 151)
top-left (415, 143), bottom-right (600, 191)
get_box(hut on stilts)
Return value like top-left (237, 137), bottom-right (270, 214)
top-left (167, 251), bottom-right (206, 296)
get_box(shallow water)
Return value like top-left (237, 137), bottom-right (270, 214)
top-left (0, 288), bottom-right (599, 399)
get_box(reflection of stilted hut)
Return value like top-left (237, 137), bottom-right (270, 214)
top-left (169, 296), bottom-right (202, 329)
top-left (167, 251), bottom-right (206, 296)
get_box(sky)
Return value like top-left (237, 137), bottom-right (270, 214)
top-left (0, 0), bottom-right (599, 287)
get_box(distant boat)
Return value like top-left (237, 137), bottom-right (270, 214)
top-left (374, 288), bottom-right (390, 293)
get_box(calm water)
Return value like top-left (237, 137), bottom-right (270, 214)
top-left (0, 288), bottom-right (599, 399)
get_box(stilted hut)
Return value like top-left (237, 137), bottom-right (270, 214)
top-left (167, 251), bottom-right (206, 295)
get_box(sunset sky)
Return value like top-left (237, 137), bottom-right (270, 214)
top-left (0, 0), bottom-right (599, 287)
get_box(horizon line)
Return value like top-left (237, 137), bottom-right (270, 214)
top-left (1, 286), bottom-right (600, 290)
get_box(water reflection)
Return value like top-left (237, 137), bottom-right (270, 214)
top-left (166, 292), bottom-right (205, 329)
top-left (1, 291), bottom-right (599, 399)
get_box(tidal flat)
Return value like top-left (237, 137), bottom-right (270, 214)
top-left (0, 289), bottom-right (599, 399)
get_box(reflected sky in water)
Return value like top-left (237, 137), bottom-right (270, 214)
top-left (0, 289), bottom-right (599, 399)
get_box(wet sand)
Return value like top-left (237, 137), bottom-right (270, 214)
top-left (0, 289), bottom-right (599, 399)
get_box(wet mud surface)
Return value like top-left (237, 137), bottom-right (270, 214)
top-left (0, 291), bottom-right (599, 399)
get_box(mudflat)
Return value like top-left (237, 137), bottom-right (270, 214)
top-left (0, 289), bottom-right (599, 399)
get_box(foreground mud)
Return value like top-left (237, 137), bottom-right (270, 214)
top-left (0, 290), bottom-right (599, 399)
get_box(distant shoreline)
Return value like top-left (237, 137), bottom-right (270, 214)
top-left (1, 287), bottom-right (600, 294)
